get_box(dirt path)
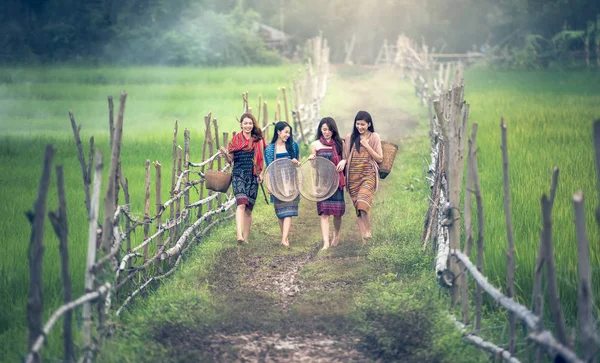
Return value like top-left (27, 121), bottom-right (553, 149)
top-left (151, 68), bottom-right (420, 362)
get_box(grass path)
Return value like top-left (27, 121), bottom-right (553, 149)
top-left (99, 68), bottom-right (485, 362)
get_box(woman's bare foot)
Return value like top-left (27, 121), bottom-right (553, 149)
top-left (362, 235), bottom-right (372, 245)
top-left (321, 242), bottom-right (330, 250)
top-left (331, 233), bottom-right (340, 246)
top-left (281, 240), bottom-right (290, 247)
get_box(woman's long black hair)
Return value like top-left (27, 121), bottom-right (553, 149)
top-left (271, 121), bottom-right (296, 159)
top-left (350, 110), bottom-right (375, 153)
top-left (316, 117), bottom-right (343, 155)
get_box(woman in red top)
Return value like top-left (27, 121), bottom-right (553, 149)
top-left (220, 113), bottom-right (266, 244)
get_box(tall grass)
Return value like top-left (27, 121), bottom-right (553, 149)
top-left (464, 69), bottom-right (600, 324)
top-left (0, 65), bottom-right (296, 360)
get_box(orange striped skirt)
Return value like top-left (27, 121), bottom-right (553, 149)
top-left (348, 149), bottom-right (376, 215)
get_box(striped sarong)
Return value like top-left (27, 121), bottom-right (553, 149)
top-left (316, 149), bottom-right (345, 216)
top-left (347, 148), bottom-right (376, 216)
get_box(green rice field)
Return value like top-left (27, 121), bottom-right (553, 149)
top-left (0, 65), bottom-right (298, 360)
top-left (1, 65), bottom-right (599, 360)
top-left (463, 69), bottom-right (600, 324)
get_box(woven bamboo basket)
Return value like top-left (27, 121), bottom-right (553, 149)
top-left (379, 141), bottom-right (398, 179)
top-left (205, 170), bottom-right (232, 193)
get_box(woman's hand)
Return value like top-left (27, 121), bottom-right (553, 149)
top-left (219, 147), bottom-right (228, 155)
top-left (336, 159), bottom-right (346, 172)
top-left (360, 138), bottom-right (370, 148)
top-left (257, 174), bottom-right (263, 184)
top-left (307, 154), bottom-right (316, 161)
top-left (291, 158), bottom-right (301, 166)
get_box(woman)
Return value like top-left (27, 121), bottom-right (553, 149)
top-left (264, 121), bottom-right (301, 247)
top-left (307, 117), bottom-right (346, 250)
top-left (220, 112), bottom-right (266, 244)
top-left (342, 110), bottom-right (383, 245)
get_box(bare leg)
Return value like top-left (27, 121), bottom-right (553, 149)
top-left (235, 205), bottom-right (246, 242)
top-left (356, 211), bottom-right (367, 244)
top-left (331, 216), bottom-right (342, 246)
top-left (243, 209), bottom-right (252, 242)
top-left (357, 211), bottom-right (372, 244)
top-left (320, 215), bottom-right (330, 249)
top-left (281, 217), bottom-right (292, 246)
top-left (363, 212), bottom-right (372, 238)
top-left (278, 218), bottom-right (283, 233)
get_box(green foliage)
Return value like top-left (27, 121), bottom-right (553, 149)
top-left (104, 5), bottom-right (281, 66)
top-left (595, 15), bottom-right (600, 46)
top-left (510, 34), bottom-right (546, 69)
top-left (0, 0), bottom-right (282, 66)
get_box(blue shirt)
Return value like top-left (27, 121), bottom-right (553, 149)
top-left (264, 141), bottom-right (300, 167)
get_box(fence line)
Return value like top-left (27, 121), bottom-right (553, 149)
top-left (401, 34), bottom-right (598, 362)
top-left (23, 36), bottom-right (330, 362)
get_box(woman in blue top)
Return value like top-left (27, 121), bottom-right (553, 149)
top-left (264, 121), bottom-right (301, 247)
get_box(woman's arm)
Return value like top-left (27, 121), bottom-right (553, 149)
top-left (342, 134), bottom-right (351, 160)
top-left (307, 142), bottom-right (317, 160)
top-left (264, 144), bottom-right (274, 166)
top-left (219, 147), bottom-right (233, 164)
top-left (293, 142), bottom-right (300, 159)
top-left (360, 134), bottom-right (383, 163)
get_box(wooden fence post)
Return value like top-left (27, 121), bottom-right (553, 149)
top-left (433, 83), bottom-right (469, 306)
top-left (169, 121), bottom-right (178, 257)
top-left (532, 167), bottom-right (558, 361)
top-left (593, 120), bottom-right (600, 226)
top-left (121, 175), bottom-right (130, 271)
top-left (101, 91), bottom-right (126, 253)
top-left (257, 95), bottom-right (262, 124)
top-left (213, 119), bottom-right (223, 207)
top-left (176, 146), bottom-right (183, 232)
top-left (541, 193), bottom-right (568, 346)
top-left (206, 117), bottom-right (215, 222)
top-left (108, 96), bottom-right (114, 149)
top-left (198, 114), bottom-right (210, 218)
top-left (184, 129), bottom-right (190, 210)
top-left (26, 145), bottom-right (55, 363)
top-left (171, 120), bottom-right (178, 223)
top-left (69, 111), bottom-right (91, 217)
top-left (143, 159), bottom-right (151, 260)
top-left (154, 161), bottom-right (162, 272)
top-left (48, 165), bottom-right (73, 362)
top-left (82, 150), bottom-right (103, 363)
top-left (276, 88), bottom-right (282, 121)
top-left (460, 123), bottom-right (476, 326)
top-left (282, 87), bottom-right (290, 125)
top-left (263, 101), bottom-right (269, 142)
top-left (500, 117), bottom-right (517, 354)
top-left (223, 132), bottom-right (230, 194)
top-left (242, 92), bottom-right (248, 112)
top-left (572, 191), bottom-right (597, 361)
top-left (468, 124), bottom-right (484, 331)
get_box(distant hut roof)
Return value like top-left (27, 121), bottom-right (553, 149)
top-left (255, 22), bottom-right (291, 42)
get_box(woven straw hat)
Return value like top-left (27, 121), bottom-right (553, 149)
top-left (264, 159), bottom-right (300, 202)
top-left (298, 156), bottom-right (339, 202)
